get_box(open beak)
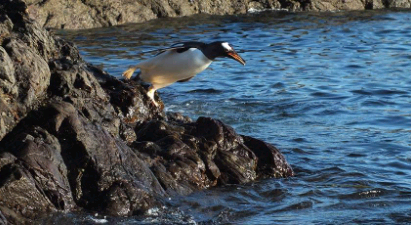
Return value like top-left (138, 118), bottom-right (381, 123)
top-left (227, 51), bottom-right (246, 66)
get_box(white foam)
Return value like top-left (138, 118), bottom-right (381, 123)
top-left (247, 7), bottom-right (290, 13)
top-left (146, 207), bottom-right (160, 216)
top-left (88, 216), bottom-right (108, 224)
top-left (248, 7), bottom-right (261, 13)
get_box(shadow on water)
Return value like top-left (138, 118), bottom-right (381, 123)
top-left (54, 9), bottom-right (411, 224)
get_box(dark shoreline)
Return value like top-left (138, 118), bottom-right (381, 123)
top-left (25, 0), bottom-right (411, 30)
top-left (0, 1), bottom-right (293, 224)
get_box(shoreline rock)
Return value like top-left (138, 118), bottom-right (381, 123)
top-left (23, 0), bottom-right (411, 30)
top-left (0, 1), bottom-right (293, 224)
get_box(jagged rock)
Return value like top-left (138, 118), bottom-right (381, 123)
top-left (387, 0), bottom-right (411, 7)
top-left (242, 135), bottom-right (294, 178)
top-left (133, 116), bottom-right (294, 196)
top-left (21, 0), bottom-right (411, 30)
top-left (0, 128), bottom-right (74, 224)
top-left (309, 0), bottom-right (384, 11)
top-left (0, 1), bottom-right (293, 224)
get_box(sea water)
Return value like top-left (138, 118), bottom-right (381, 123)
top-left (52, 9), bottom-right (411, 224)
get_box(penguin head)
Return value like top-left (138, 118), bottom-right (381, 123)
top-left (203, 41), bottom-right (246, 66)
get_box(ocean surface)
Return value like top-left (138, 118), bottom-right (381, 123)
top-left (51, 9), bottom-right (411, 224)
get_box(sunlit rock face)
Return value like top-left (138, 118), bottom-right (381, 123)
top-left (21, 0), bottom-right (407, 29)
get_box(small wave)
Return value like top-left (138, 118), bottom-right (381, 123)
top-left (187, 88), bottom-right (222, 94)
top-left (141, 206), bottom-right (197, 224)
top-left (352, 89), bottom-right (409, 96)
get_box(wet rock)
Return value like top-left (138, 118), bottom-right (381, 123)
top-left (166, 112), bottom-right (193, 124)
top-left (0, 162), bottom-right (56, 224)
top-left (0, 127), bottom-right (74, 224)
top-left (133, 117), bottom-right (293, 196)
top-left (101, 78), bottom-right (165, 126)
top-left (242, 135), bottom-right (294, 178)
top-left (0, 1), bottom-right (293, 224)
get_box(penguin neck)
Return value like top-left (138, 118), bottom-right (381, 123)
top-left (200, 44), bottom-right (220, 61)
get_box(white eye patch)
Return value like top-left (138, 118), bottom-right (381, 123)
top-left (221, 42), bottom-right (233, 51)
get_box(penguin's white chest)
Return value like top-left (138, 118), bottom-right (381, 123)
top-left (139, 48), bottom-right (213, 88)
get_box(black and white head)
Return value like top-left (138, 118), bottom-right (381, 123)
top-left (202, 41), bottom-right (246, 66)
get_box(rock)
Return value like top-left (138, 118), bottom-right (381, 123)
top-left (309, 0), bottom-right (384, 11)
top-left (0, 1), bottom-right (293, 223)
top-left (387, 0), bottom-right (411, 7)
top-left (133, 116), bottom-right (294, 196)
top-left (242, 135), bottom-right (294, 178)
top-left (0, 11), bottom-right (53, 140)
top-left (0, 128), bottom-right (73, 224)
top-left (21, 0), bottom-right (411, 30)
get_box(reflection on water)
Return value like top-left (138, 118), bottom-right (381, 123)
top-left (55, 9), bottom-right (411, 224)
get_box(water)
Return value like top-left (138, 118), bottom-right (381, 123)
top-left (54, 10), bottom-right (411, 224)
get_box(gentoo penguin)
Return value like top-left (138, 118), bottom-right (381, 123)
top-left (122, 41), bottom-right (246, 107)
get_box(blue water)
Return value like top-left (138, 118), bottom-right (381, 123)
top-left (55, 10), bottom-right (411, 224)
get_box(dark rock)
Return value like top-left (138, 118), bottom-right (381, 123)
top-left (133, 116), bottom-right (294, 196)
top-left (101, 78), bottom-right (165, 126)
top-left (0, 127), bottom-right (74, 222)
top-left (0, 151), bottom-right (57, 224)
top-left (166, 111), bottom-right (193, 124)
top-left (242, 135), bottom-right (294, 178)
top-left (0, 1), bottom-right (293, 223)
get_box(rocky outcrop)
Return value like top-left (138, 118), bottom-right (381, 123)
top-left (22, 0), bottom-right (411, 30)
top-left (0, 1), bottom-right (293, 224)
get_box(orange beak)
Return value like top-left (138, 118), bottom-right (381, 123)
top-left (227, 51), bottom-right (246, 66)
